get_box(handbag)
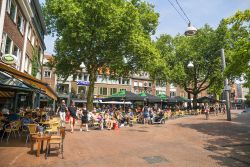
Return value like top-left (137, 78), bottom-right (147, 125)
top-left (65, 110), bottom-right (70, 122)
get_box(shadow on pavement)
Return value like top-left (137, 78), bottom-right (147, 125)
top-left (178, 112), bottom-right (250, 167)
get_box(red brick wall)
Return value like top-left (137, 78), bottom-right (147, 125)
top-left (3, 14), bottom-right (24, 51)
top-left (26, 39), bottom-right (33, 58)
top-left (42, 67), bottom-right (57, 90)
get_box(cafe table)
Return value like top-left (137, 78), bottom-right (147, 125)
top-left (31, 134), bottom-right (51, 157)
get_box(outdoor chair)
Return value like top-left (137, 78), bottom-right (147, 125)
top-left (181, 110), bottom-right (185, 116)
top-left (46, 127), bottom-right (66, 159)
top-left (45, 122), bottom-right (59, 134)
top-left (1, 120), bottom-right (21, 142)
top-left (25, 124), bottom-right (38, 144)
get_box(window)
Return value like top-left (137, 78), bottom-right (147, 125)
top-left (12, 45), bottom-right (19, 56)
top-left (24, 55), bottom-right (29, 72)
top-left (122, 78), bottom-right (130, 85)
top-left (110, 88), bottom-right (117, 95)
top-left (83, 74), bottom-right (89, 81)
top-left (28, 60), bottom-right (32, 74)
top-left (57, 84), bottom-right (69, 94)
top-left (12, 45), bottom-right (20, 68)
top-left (99, 87), bottom-right (107, 95)
top-left (31, 35), bottom-right (35, 46)
top-left (44, 71), bottom-right (51, 78)
top-left (170, 91), bottom-right (176, 97)
top-left (120, 88), bottom-right (126, 92)
top-left (28, 25), bottom-right (31, 40)
top-left (97, 75), bottom-right (103, 83)
top-left (134, 81), bottom-right (138, 87)
top-left (148, 82), bottom-right (152, 87)
top-left (17, 13), bottom-right (25, 34)
top-left (139, 82), bottom-right (143, 87)
top-left (118, 78), bottom-right (122, 84)
top-left (7, 0), bottom-right (17, 22)
top-left (4, 36), bottom-right (12, 54)
top-left (78, 86), bottom-right (86, 94)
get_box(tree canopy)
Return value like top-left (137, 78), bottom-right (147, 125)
top-left (43, 0), bottom-right (160, 109)
top-left (224, 9), bottom-right (250, 88)
top-left (155, 25), bottom-right (225, 107)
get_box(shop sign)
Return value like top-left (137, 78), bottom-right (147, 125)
top-left (77, 80), bottom-right (90, 86)
top-left (1, 54), bottom-right (17, 65)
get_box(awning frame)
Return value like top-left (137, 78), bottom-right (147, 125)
top-left (0, 62), bottom-right (57, 100)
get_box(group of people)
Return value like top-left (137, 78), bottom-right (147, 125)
top-left (202, 103), bottom-right (227, 120)
top-left (56, 100), bottom-right (136, 133)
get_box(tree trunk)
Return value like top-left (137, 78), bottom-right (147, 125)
top-left (86, 70), bottom-right (96, 111)
top-left (193, 94), bottom-right (198, 109)
top-left (188, 92), bottom-right (191, 109)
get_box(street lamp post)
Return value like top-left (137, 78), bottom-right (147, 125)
top-left (161, 99), bottom-right (163, 110)
top-left (220, 49), bottom-right (231, 121)
top-left (187, 61), bottom-right (194, 109)
top-left (185, 27), bottom-right (231, 121)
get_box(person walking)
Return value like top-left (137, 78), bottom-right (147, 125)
top-left (56, 100), bottom-right (68, 127)
top-left (142, 105), bottom-right (149, 124)
top-left (204, 104), bottom-right (210, 120)
top-left (68, 101), bottom-right (78, 133)
top-left (80, 105), bottom-right (90, 132)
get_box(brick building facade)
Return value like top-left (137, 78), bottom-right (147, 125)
top-left (0, 0), bottom-right (46, 79)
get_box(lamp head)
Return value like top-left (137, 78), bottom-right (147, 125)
top-left (80, 62), bottom-right (86, 69)
top-left (185, 22), bottom-right (197, 36)
top-left (187, 61), bottom-right (194, 68)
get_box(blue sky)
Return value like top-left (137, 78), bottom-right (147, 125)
top-left (40, 0), bottom-right (250, 54)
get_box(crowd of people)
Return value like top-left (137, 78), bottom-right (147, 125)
top-left (56, 100), bottom-right (170, 133)
top-left (0, 99), bottom-right (228, 137)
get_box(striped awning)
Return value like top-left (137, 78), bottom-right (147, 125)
top-left (0, 91), bottom-right (14, 98)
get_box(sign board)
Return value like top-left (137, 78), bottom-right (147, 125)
top-left (1, 54), bottom-right (17, 65)
top-left (77, 80), bottom-right (90, 86)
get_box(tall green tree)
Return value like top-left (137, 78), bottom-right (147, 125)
top-left (156, 25), bottom-right (224, 108)
top-left (224, 10), bottom-right (250, 88)
top-left (43, 0), bottom-right (160, 110)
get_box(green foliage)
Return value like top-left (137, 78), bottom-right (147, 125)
top-left (155, 25), bottom-right (224, 107)
top-left (31, 48), bottom-right (40, 77)
top-left (43, 0), bottom-right (159, 109)
top-left (224, 10), bottom-right (250, 87)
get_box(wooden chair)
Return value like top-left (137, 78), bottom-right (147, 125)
top-left (45, 122), bottom-right (59, 134)
top-left (25, 124), bottom-right (38, 144)
top-left (1, 120), bottom-right (21, 142)
top-left (46, 127), bottom-right (66, 159)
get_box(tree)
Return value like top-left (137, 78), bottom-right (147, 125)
top-left (31, 48), bottom-right (41, 78)
top-left (156, 25), bottom-right (224, 108)
top-left (224, 9), bottom-right (250, 88)
top-left (43, 0), bottom-right (160, 110)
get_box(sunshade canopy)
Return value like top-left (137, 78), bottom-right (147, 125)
top-left (139, 92), bottom-right (162, 103)
top-left (157, 94), bottom-right (168, 101)
top-left (102, 90), bottom-right (144, 101)
top-left (168, 96), bottom-right (191, 103)
top-left (196, 96), bottom-right (218, 103)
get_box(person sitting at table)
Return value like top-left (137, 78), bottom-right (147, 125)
top-left (106, 116), bottom-right (116, 130)
top-left (1, 105), bottom-right (10, 116)
top-left (21, 112), bottom-right (34, 126)
top-left (6, 111), bottom-right (20, 122)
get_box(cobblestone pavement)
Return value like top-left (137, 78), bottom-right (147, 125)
top-left (0, 109), bottom-right (249, 167)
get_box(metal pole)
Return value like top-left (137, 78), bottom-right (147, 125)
top-left (220, 49), bottom-right (231, 121)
